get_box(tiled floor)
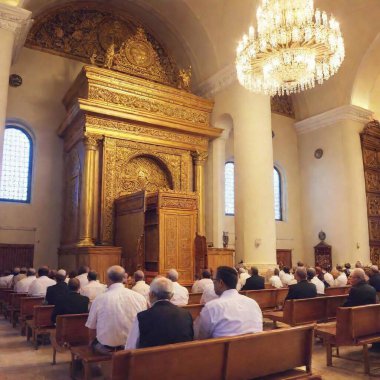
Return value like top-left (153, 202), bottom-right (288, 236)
top-left (0, 318), bottom-right (380, 379)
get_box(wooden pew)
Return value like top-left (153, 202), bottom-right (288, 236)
top-left (111, 325), bottom-right (320, 380)
top-left (2, 290), bottom-right (15, 319)
top-left (243, 289), bottom-right (278, 310)
top-left (188, 292), bottom-right (202, 305)
top-left (0, 288), bottom-right (13, 315)
top-left (263, 295), bottom-right (348, 326)
top-left (181, 303), bottom-right (203, 320)
top-left (26, 305), bottom-right (55, 349)
top-left (51, 313), bottom-right (89, 364)
top-left (325, 286), bottom-right (350, 296)
top-left (19, 296), bottom-right (44, 335)
top-left (9, 292), bottom-right (28, 327)
top-left (315, 304), bottom-right (380, 375)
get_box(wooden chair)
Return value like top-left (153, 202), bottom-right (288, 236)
top-left (315, 304), bottom-right (380, 375)
top-left (19, 296), bottom-right (44, 335)
top-left (111, 325), bottom-right (320, 380)
top-left (188, 292), bottom-right (202, 304)
top-left (26, 305), bottom-right (55, 349)
top-left (325, 286), bottom-right (350, 296)
top-left (181, 303), bottom-right (203, 320)
top-left (9, 292), bottom-right (28, 327)
top-left (51, 313), bottom-right (89, 364)
top-left (244, 289), bottom-right (278, 309)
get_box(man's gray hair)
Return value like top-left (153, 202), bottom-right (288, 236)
top-left (134, 270), bottom-right (145, 281)
top-left (296, 267), bottom-right (307, 280)
top-left (167, 268), bottom-right (179, 282)
top-left (107, 265), bottom-right (125, 283)
top-left (352, 268), bottom-right (366, 281)
top-left (150, 277), bottom-right (173, 300)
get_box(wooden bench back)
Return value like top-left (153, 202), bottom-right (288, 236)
top-left (3, 291), bottom-right (15, 305)
top-left (244, 289), bottom-right (277, 309)
top-left (276, 287), bottom-right (289, 304)
top-left (20, 297), bottom-right (44, 318)
top-left (325, 286), bottom-right (350, 296)
top-left (181, 303), bottom-right (204, 320)
top-left (33, 305), bottom-right (54, 327)
top-left (225, 325), bottom-right (313, 379)
top-left (112, 338), bottom-right (226, 380)
top-left (55, 314), bottom-right (89, 347)
top-left (325, 294), bottom-right (348, 320)
top-left (11, 293), bottom-right (28, 309)
top-left (350, 304), bottom-right (380, 340)
top-left (188, 292), bottom-right (202, 305)
top-left (0, 289), bottom-right (13, 302)
top-left (112, 325), bottom-right (314, 380)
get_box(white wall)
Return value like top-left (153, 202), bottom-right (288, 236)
top-left (1, 47), bottom-right (82, 268)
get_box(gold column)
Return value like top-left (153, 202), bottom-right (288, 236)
top-left (192, 151), bottom-right (208, 236)
top-left (78, 134), bottom-right (100, 246)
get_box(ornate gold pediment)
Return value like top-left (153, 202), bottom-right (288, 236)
top-left (26, 2), bottom-right (180, 87)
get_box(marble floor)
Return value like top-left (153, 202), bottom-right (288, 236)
top-left (0, 318), bottom-right (380, 379)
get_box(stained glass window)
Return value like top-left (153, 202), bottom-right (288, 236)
top-left (273, 167), bottom-right (282, 220)
top-left (225, 161), bottom-right (234, 215)
top-left (0, 126), bottom-right (33, 203)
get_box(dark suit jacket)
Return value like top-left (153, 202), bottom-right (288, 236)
top-left (45, 281), bottom-right (69, 306)
top-left (343, 281), bottom-right (377, 307)
top-left (241, 275), bottom-right (265, 291)
top-left (51, 291), bottom-right (89, 323)
top-left (137, 300), bottom-right (193, 348)
top-left (285, 280), bottom-right (317, 300)
top-left (369, 273), bottom-right (380, 292)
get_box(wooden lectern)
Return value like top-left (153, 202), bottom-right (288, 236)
top-left (115, 190), bottom-right (198, 283)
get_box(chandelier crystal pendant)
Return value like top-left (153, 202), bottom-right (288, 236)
top-left (236, 0), bottom-right (345, 96)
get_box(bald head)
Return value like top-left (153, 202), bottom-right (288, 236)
top-left (307, 267), bottom-right (316, 281)
top-left (167, 269), bottom-right (179, 282)
top-left (107, 265), bottom-right (125, 283)
top-left (351, 268), bottom-right (366, 282)
top-left (134, 270), bottom-right (145, 282)
top-left (295, 267), bottom-right (307, 281)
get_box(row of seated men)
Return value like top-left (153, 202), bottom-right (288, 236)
top-left (0, 262), bottom-right (379, 353)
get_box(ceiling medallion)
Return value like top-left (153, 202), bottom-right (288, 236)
top-left (236, 0), bottom-right (345, 96)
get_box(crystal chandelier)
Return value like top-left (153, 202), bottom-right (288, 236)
top-left (236, 0), bottom-right (345, 96)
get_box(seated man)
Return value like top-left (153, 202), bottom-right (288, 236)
top-left (126, 277), bottom-right (193, 349)
top-left (269, 268), bottom-right (283, 289)
top-left (80, 271), bottom-right (106, 303)
top-left (167, 269), bottom-right (189, 306)
top-left (85, 265), bottom-right (147, 354)
top-left (28, 266), bottom-right (56, 297)
top-left (12, 267), bottom-right (27, 288)
top-left (191, 269), bottom-right (213, 293)
top-left (241, 267), bottom-right (265, 290)
top-left (194, 266), bottom-right (263, 339)
top-left (76, 266), bottom-right (90, 289)
top-left (334, 265), bottom-right (348, 286)
top-left (46, 269), bottom-right (69, 305)
top-left (323, 266), bottom-right (335, 287)
top-left (280, 266), bottom-right (295, 286)
top-left (238, 268), bottom-right (251, 288)
top-left (286, 267), bottom-right (317, 300)
top-left (307, 267), bottom-right (325, 295)
top-left (131, 270), bottom-right (150, 302)
top-left (343, 268), bottom-right (377, 307)
top-left (51, 278), bottom-right (89, 323)
top-left (368, 265), bottom-right (380, 292)
top-left (0, 270), bottom-right (14, 288)
top-left (15, 268), bottom-right (37, 293)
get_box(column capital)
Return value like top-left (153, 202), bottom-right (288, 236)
top-left (295, 104), bottom-right (374, 135)
top-left (83, 134), bottom-right (102, 150)
top-left (0, 3), bottom-right (32, 62)
top-left (191, 150), bottom-right (208, 165)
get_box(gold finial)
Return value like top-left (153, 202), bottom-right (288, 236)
top-left (178, 66), bottom-right (192, 91)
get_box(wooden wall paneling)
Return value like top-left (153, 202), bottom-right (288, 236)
top-left (0, 244), bottom-right (34, 272)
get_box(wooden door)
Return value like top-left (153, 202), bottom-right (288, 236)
top-left (276, 249), bottom-right (292, 268)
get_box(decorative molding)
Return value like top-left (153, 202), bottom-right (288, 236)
top-left (195, 64), bottom-right (236, 99)
top-left (0, 3), bottom-right (33, 62)
top-left (295, 105), bottom-right (374, 135)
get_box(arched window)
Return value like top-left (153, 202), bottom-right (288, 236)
top-left (225, 161), bottom-right (234, 215)
top-left (0, 126), bottom-right (33, 203)
top-left (273, 166), bottom-right (282, 221)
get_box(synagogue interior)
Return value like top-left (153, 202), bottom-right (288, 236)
top-left (1, 0), bottom-right (380, 379)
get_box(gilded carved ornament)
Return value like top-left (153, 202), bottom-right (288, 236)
top-left (191, 150), bottom-right (208, 165)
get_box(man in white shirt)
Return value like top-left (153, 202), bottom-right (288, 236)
top-left (191, 269), bottom-right (213, 293)
top-left (131, 270), bottom-right (150, 302)
top-left (323, 266), bottom-right (335, 287)
top-left (0, 270), bottom-right (14, 288)
top-left (269, 268), bottom-right (283, 288)
top-left (15, 268), bottom-right (37, 293)
top-left (200, 284), bottom-right (219, 304)
top-left (86, 265), bottom-right (147, 354)
top-left (28, 267), bottom-right (56, 296)
top-left (12, 267), bottom-right (27, 288)
top-left (281, 267), bottom-right (294, 286)
top-left (307, 267), bottom-right (325, 295)
top-left (167, 269), bottom-right (189, 306)
top-left (80, 271), bottom-right (106, 303)
top-left (76, 266), bottom-right (90, 289)
top-left (334, 265), bottom-right (348, 287)
top-left (194, 266), bottom-right (263, 339)
top-left (238, 268), bottom-right (251, 288)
